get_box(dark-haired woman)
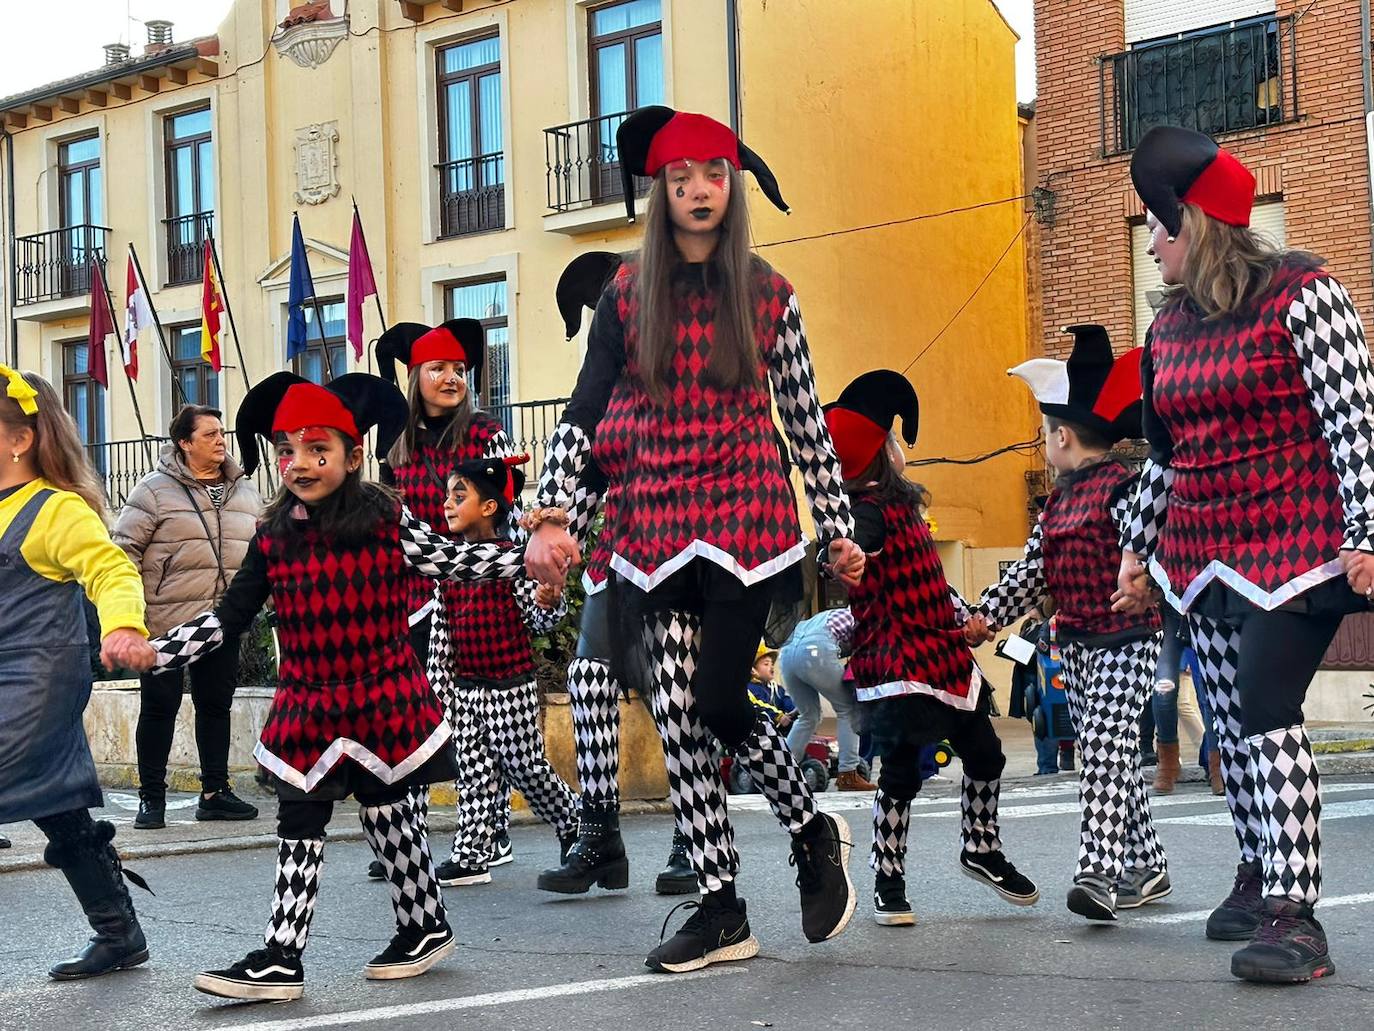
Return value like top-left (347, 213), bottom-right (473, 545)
top-left (114, 404), bottom-right (262, 829)
top-left (525, 106), bottom-right (863, 972)
top-left (1116, 126), bottom-right (1374, 984)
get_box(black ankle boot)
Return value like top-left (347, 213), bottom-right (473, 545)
top-left (655, 828), bottom-right (698, 896)
top-left (537, 805), bottom-right (630, 894)
top-left (46, 821), bottom-right (150, 980)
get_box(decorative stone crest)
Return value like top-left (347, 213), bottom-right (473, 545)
top-left (293, 122), bottom-right (341, 206)
top-left (272, 5), bottom-right (348, 69)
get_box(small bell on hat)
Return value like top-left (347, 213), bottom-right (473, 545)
top-left (1008, 325), bottom-right (1144, 443)
top-left (1130, 125), bottom-right (1256, 240)
top-left (453, 453), bottom-right (530, 510)
top-left (556, 252), bottom-right (624, 339)
top-left (615, 104), bottom-right (790, 223)
top-left (822, 370), bottom-right (920, 481)
top-left (373, 318), bottom-right (487, 394)
top-left (235, 371), bottom-right (407, 476)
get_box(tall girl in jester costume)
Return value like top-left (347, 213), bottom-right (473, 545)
top-left (143, 372), bottom-right (557, 1002)
top-left (824, 370), bottom-right (1040, 927)
top-left (0, 366), bottom-right (153, 982)
top-left (524, 105), bottom-right (865, 973)
top-left (1116, 126), bottom-right (1374, 984)
top-left (538, 251), bottom-right (698, 898)
top-left (974, 327), bottom-right (1166, 922)
top-left (374, 320), bottom-right (521, 881)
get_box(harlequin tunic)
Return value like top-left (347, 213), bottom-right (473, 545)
top-left (1124, 260), bottom-right (1374, 613)
top-left (450, 537), bottom-right (563, 682)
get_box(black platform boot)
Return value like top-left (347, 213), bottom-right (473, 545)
top-left (655, 828), bottom-right (698, 896)
top-left (537, 804), bottom-right (630, 894)
top-left (46, 820), bottom-right (150, 980)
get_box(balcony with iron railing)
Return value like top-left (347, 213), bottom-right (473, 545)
top-left (1099, 15), bottom-right (1298, 156)
top-left (13, 224), bottom-right (109, 317)
top-left (164, 211), bottom-right (214, 286)
top-left (543, 110), bottom-right (651, 234)
top-left (438, 153), bottom-right (506, 238)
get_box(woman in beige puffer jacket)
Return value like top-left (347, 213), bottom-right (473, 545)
top-left (112, 405), bottom-right (263, 828)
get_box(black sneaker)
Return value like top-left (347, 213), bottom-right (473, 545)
top-left (789, 812), bottom-right (855, 943)
top-left (1230, 898), bottom-right (1335, 984)
top-left (196, 790), bottom-right (259, 822)
top-left (364, 923), bottom-right (456, 980)
top-left (645, 896), bottom-right (759, 974)
top-left (0, 834), bottom-right (9, 849)
top-left (489, 830), bottom-right (514, 868)
top-left (959, 850), bottom-right (1040, 906)
top-left (1067, 873), bottom-right (1117, 921)
top-left (655, 829), bottom-right (699, 896)
top-left (1116, 867), bottom-right (1172, 909)
top-left (873, 872), bottom-right (915, 927)
top-left (194, 947), bottom-right (304, 1001)
top-left (435, 859), bottom-right (490, 886)
top-left (366, 860), bottom-right (386, 881)
top-left (1206, 860), bottom-right (1264, 941)
top-left (133, 798), bottom-right (165, 831)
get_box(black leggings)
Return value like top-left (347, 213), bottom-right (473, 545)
top-left (136, 646), bottom-right (240, 796)
top-left (676, 589), bottom-right (774, 750)
top-left (876, 696), bottom-right (1007, 801)
top-left (1233, 608), bottom-right (1342, 737)
top-left (276, 780), bottom-right (412, 839)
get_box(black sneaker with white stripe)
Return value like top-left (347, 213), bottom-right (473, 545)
top-left (645, 896), bottom-right (759, 974)
top-left (489, 830), bottom-right (514, 868)
top-left (194, 947), bottom-right (304, 1001)
top-left (436, 859), bottom-right (491, 886)
top-left (959, 849), bottom-right (1040, 906)
top-left (1067, 872), bottom-right (1118, 921)
top-left (790, 812), bottom-right (856, 943)
top-left (364, 923), bottom-right (456, 980)
top-left (873, 872), bottom-right (915, 926)
top-left (1116, 867), bottom-right (1172, 909)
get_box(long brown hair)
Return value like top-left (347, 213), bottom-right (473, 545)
top-left (386, 364), bottom-right (477, 467)
top-left (0, 370), bottom-right (108, 522)
top-left (262, 431), bottom-right (398, 548)
top-left (1174, 202), bottom-right (1323, 318)
top-left (635, 164), bottom-right (762, 404)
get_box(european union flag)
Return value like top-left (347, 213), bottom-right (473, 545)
top-left (286, 214), bottom-right (316, 360)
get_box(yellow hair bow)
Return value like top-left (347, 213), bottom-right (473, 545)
top-left (0, 364), bottom-right (38, 415)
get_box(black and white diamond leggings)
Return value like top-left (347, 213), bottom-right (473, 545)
top-left (1186, 607), bottom-right (1342, 906)
top-left (1059, 637), bottom-right (1167, 883)
top-left (267, 794), bottom-right (446, 952)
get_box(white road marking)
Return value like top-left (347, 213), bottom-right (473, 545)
top-left (1136, 892), bottom-right (1374, 925)
top-left (217, 968), bottom-right (743, 1030)
top-left (1158, 797), bottom-right (1374, 827)
top-left (106, 792), bottom-right (198, 811)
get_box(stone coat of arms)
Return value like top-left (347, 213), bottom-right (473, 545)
top-left (294, 122), bottom-right (340, 206)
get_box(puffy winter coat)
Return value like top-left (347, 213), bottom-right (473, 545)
top-left (112, 444), bottom-right (263, 637)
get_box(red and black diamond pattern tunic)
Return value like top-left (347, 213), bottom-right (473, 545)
top-left (449, 539), bottom-right (538, 681)
top-left (1131, 261), bottom-right (1374, 610)
top-left (847, 490), bottom-right (981, 709)
top-left (256, 514), bottom-right (448, 786)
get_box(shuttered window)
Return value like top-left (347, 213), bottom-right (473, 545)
top-left (1125, 0), bottom-right (1275, 44)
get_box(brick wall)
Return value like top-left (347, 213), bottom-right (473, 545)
top-left (1031, 0), bottom-right (1373, 359)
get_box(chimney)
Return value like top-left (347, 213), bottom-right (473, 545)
top-left (103, 42), bottom-right (131, 65)
top-left (146, 19), bottom-right (174, 46)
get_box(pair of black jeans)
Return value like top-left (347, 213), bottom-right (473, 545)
top-left (136, 646), bottom-right (240, 798)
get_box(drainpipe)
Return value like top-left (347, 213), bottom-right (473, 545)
top-left (1362, 0), bottom-right (1374, 278)
top-left (726, 0), bottom-right (741, 133)
top-left (2, 126), bottom-right (14, 366)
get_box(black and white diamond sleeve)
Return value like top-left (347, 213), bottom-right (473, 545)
top-left (149, 611), bottom-right (225, 670)
top-left (398, 505), bottom-right (526, 582)
top-left (1121, 459), bottom-right (1173, 558)
top-left (535, 421), bottom-right (592, 514)
top-left (949, 586), bottom-right (974, 626)
top-left (974, 517), bottom-right (1048, 631)
top-left (150, 537), bottom-right (271, 669)
top-left (515, 574), bottom-right (568, 635)
top-left (768, 291), bottom-right (855, 541)
top-left (1288, 273), bottom-right (1374, 553)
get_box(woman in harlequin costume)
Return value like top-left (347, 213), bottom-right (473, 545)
top-left (974, 327), bottom-right (1167, 922)
top-left (524, 106), bottom-right (865, 973)
top-left (144, 372), bottom-right (550, 1002)
top-left (538, 251), bottom-right (697, 898)
top-left (0, 366), bottom-right (153, 981)
top-left (1116, 125), bottom-right (1374, 983)
top-left (373, 320), bottom-right (518, 882)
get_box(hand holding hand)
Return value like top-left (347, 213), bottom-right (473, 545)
top-left (962, 614), bottom-right (995, 645)
top-left (1110, 551), bottom-right (1157, 615)
top-left (101, 629), bottom-right (156, 673)
top-left (825, 538), bottom-right (866, 589)
top-left (1341, 549), bottom-right (1374, 600)
top-left (525, 523), bottom-right (581, 588)
top-left (534, 582), bottom-right (564, 610)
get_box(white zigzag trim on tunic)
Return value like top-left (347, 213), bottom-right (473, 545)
top-left (253, 721), bottom-right (452, 793)
top-left (855, 663), bottom-right (985, 711)
top-left (1149, 554), bottom-right (1345, 614)
top-left (609, 537), bottom-right (810, 593)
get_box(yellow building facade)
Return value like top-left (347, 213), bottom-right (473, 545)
top-left (0, 0), bottom-right (1033, 551)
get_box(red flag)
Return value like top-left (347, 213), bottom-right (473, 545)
top-left (86, 257), bottom-right (112, 388)
top-left (346, 207), bottom-right (378, 360)
top-left (200, 239), bottom-right (225, 372)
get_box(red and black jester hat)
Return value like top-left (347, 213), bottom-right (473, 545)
top-left (614, 105), bottom-right (790, 222)
top-left (235, 371), bottom-right (407, 476)
top-left (823, 370), bottom-right (920, 482)
top-left (374, 318), bottom-right (487, 394)
top-left (1009, 325), bottom-right (1144, 443)
top-left (1130, 125), bottom-right (1256, 240)
top-left (556, 251), bottom-right (624, 340)
top-left (453, 454), bottom-right (530, 512)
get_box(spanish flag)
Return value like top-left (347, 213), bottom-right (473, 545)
top-left (199, 238), bottom-right (225, 372)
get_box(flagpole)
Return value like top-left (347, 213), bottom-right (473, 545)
top-left (128, 243), bottom-right (189, 408)
top-left (352, 196), bottom-right (388, 334)
top-left (207, 230), bottom-right (252, 395)
top-left (99, 265), bottom-right (153, 466)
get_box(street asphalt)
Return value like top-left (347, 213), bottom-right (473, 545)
top-left (6, 774), bottom-right (1374, 1031)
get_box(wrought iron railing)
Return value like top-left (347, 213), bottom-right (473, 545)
top-left (544, 111), bottom-right (652, 214)
top-left (164, 211), bottom-right (214, 285)
top-left (437, 154), bottom-right (506, 237)
top-left (13, 224), bottom-right (109, 305)
top-left (1099, 15), bottom-right (1297, 156)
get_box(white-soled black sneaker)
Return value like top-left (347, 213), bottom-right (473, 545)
top-left (1067, 873), bottom-right (1118, 921)
top-left (1116, 867), bottom-right (1172, 909)
top-left (645, 897), bottom-right (758, 974)
top-left (959, 849), bottom-right (1040, 906)
top-left (489, 830), bottom-right (514, 868)
top-left (194, 947), bottom-right (303, 1001)
top-left (873, 873), bottom-right (916, 927)
top-left (790, 812), bottom-right (855, 943)
top-left (364, 923), bottom-right (455, 980)
top-left (436, 859), bottom-right (491, 886)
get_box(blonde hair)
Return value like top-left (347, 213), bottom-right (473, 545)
top-left (1174, 203), bottom-right (1323, 319)
top-left (0, 370), bottom-right (108, 522)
